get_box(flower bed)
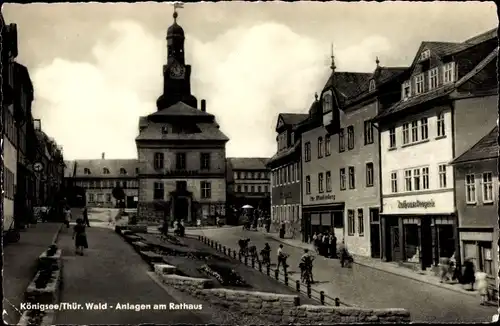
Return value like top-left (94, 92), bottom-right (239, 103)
top-left (198, 263), bottom-right (248, 287)
top-left (25, 269), bottom-right (61, 305)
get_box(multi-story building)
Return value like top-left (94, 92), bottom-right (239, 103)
top-left (374, 28), bottom-right (497, 270)
top-left (451, 126), bottom-right (498, 294)
top-left (1, 15), bottom-right (18, 231)
top-left (135, 10), bottom-right (229, 225)
top-left (64, 154), bottom-right (139, 208)
top-left (226, 157), bottom-right (270, 224)
top-left (268, 113), bottom-right (308, 241)
top-left (300, 55), bottom-right (407, 256)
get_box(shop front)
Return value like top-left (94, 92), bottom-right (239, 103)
top-left (302, 201), bottom-right (344, 243)
top-left (380, 190), bottom-right (458, 270)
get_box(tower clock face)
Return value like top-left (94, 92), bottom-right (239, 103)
top-left (169, 62), bottom-right (185, 79)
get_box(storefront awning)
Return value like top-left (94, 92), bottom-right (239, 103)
top-left (302, 202), bottom-right (344, 213)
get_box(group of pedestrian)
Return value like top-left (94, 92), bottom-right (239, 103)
top-left (312, 232), bottom-right (337, 258)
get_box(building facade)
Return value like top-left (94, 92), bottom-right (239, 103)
top-left (64, 155), bottom-right (139, 208)
top-left (301, 58), bottom-right (406, 257)
top-left (451, 126), bottom-right (498, 293)
top-left (374, 28), bottom-right (497, 270)
top-left (135, 10), bottom-right (228, 225)
top-left (226, 157), bottom-right (270, 224)
top-left (268, 113), bottom-right (308, 240)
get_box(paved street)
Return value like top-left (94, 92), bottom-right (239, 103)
top-left (187, 227), bottom-right (496, 323)
top-left (3, 222), bottom-right (62, 325)
top-left (54, 225), bottom-right (207, 324)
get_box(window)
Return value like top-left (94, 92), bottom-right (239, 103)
top-left (257, 185), bottom-right (262, 192)
top-left (295, 163), bottom-right (299, 180)
top-left (347, 126), bottom-right (354, 150)
top-left (318, 137), bottom-right (323, 158)
top-left (323, 94), bottom-right (332, 113)
top-left (250, 185), bottom-right (255, 193)
top-left (420, 49), bottom-right (430, 61)
top-left (429, 68), bottom-right (438, 90)
top-left (318, 173), bottom-right (324, 193)
top-left (391, 172), bottom-right (398, 193)
top-left (136, 167), bottom-right (140, 174)
top-left (339, 128), bottom-right (345, 152)
top-left (325, 134), bottom-right (331, 156)
top-left (154, 182), bottom-right (164, 200)
top-left (88, 193), bottom-right (95, 202)
top-left (402, 80), bottom-right (411, 99)
top-left (233, 172), bottom-right (238, 180)
top-left (364, 120), bottom-right (374, 145)
top-left (176, 153), bottom-right (186, 170)
top-left (201, 181), bottom-right (211, 199)
top-left (106, 194), bottom-right (112, 202)
top-left (97, 193), bottom-right (104, 202)
top-left (420, 118), bottom-right (428, 140)
top-left (264, 185), bottom-right (269, 192)
top-left (305, 142), bottom-right (311, 161)
top-left (120, 168), bottom-right (127, 175)
top-left (404, 170), bottom-right (412, 191)
top-left (479, 242), bottom-right (493, 276)
top-left (369, 79), bottom-right (376, 92)
top-left (347, 210), bottom-right (355, 236)
top-left (291, 164), bottom-right (295, 182)
top-left (305, 176), bottom-right (311, 194)
top-left (84, 168), bottom-right (91, 175)
top-left (237, 185), bottom-right (241, 192)
top-left (161, 126), bottom-right (168, 134)
top-left (437, 113), bottom-right (445, 137)
top-left (415, 74), bottom-right (424, 94)
top-left (154, 152), bottom-right (164, 169)
top-left (443, 62), bottom-right (455, 84)
top-left (438, 165), bottom-right (447, 188)
top-left (366, 162), bottom-right (374, 187)
top-left (465, 174), bottom-right (476, 204)
top-left (340, 168), bottom-right (346, 190)
top-left (422, 167), bottom-right (429, 190)
top-left (357, 209), bottom-right (364, 236)
top-left (411, 121), bottom-right (419, 142)
top-left (244, 185), bottom-right (248, 192)
top-left (389, 128), bottom-right (396, 149)
top-left (326, 171), bottom-right (332, 192)
top-left (103, 167), bottom-right (110, 174)
top-left (348, 166), bottom-right (355, 189)
top-left (482, 172), bottom-right (493, 203)
top-left (402, 123), bottom-right (410, 145)
top-left (200, 153), bottom-right (210, 170)
top-left (413, 168), bottom-right (421, 191)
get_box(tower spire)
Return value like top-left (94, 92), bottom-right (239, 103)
top-left (172, 2), bottom-right (184, 24)
top-left (375, 56), bottom-right (380, 67)
top-left (330, 43), bottom-right (336, 72)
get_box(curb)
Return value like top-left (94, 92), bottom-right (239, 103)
top-left (51, 223), bottom-right (64, 244)
top-left (263, 233), bottom-right (480, 299)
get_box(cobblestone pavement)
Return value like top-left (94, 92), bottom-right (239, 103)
top-left (3, 222), bottom-right (62, 325)
top-left (187, 227), bottom-right (496, 323)
top-left (54, 226), bottom-right (208, 324)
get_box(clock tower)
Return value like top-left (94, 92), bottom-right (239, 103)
top-left (156, 7), bottom-right (197, 110)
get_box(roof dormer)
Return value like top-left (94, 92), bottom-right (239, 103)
top-left (84, 168), bottom-right (91, 175)
top-left (419, 49), bottom-right (431, 62)
top-left (369, 79), bottom-right (376, 92)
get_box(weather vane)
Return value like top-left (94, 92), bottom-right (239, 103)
top-left (172, 2), bottom-right (184, 23)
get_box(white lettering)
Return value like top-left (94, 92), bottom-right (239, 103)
top-left (169, 303), bottom-right (203, 310)
top-left (398, 200), bottom-right (436, 209)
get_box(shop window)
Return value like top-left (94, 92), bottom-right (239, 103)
top-left (333, 213), bottom-right (344, 228)
top-left (404, 223), bottom-right (420, 262)
top-left (463, 242), bottom-right (478, 268)
top-left (437, 224), bottom-right (455, 259)
top-left (479, 242), bottom-right (493, 276)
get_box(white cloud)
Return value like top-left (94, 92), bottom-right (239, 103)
top-left (32, 20), bottom-right (393, 160)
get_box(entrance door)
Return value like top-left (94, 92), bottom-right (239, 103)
top-left (174, 197), bottom-right (189, 221)
top-left (369, 208), bottom-right (381, 258)
top-left (391, 226), bottom-right (403, 261)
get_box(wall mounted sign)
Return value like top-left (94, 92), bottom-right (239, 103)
top-left (33, 162), bottom-right (44, 172)
top-left (397, 200), bottom-right (436, 209)
top-left (310, 194), bottom-right (335, 202)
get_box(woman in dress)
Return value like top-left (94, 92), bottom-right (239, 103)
top-left (72, 218), bottom-right (88, 256)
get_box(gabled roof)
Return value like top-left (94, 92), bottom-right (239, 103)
top-left (373, 67), bottom-right (408, 86)
top-left (451, 126), bottom-right (498, 164)
top-left (323, 72), bottom-right (373, 101)
top-left (149, 101), bottom-right (213, 118)
top-left (464, 28), bottom-right (497, 45)
top-left (454, 47), bottom-right (499, 89)
top-left (227, 157), bottom-right (270, 170)
top-left (71, 159), bottom-right (139, 178)
top-left (280, 113), bottom-right (309, 126)
top-left (136, 122), bottom-right (229, 142)
top-left (267, 140), bottom-right (300, 166)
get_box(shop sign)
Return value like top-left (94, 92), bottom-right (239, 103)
top-left (310, 194), bottom-right (335, 202)
top-left (398, 200), bottom-right (436, 209)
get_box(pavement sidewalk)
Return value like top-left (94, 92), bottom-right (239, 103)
top-left (262, 230), bottom-right (484, 299)
top-left (3, 222), bottom-right (63, 325)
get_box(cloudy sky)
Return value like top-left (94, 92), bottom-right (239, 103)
top-left (3, 2), bottom-right (497, 160)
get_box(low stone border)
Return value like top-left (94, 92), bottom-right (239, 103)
top-left (153, 262), bottom-right (411, 324)
top-left (17, 309), bottom-right (56, 326)
top-left (38, 249), bottom-right (63, 271)
top-left (25, 270), bottom-right (61, 305)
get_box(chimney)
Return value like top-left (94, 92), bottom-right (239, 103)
top-left (201, 99), bottom-right (206, 112)
top-left (101, 152), bottom-right (105, 159)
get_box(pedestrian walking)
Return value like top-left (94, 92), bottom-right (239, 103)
top-left (321, 233), bottom-right (328, 256)
top-left (462, 258), bottom-right (476, 290)
top-left (197, 218), bottom-right (202, 228)
top-left (64, 206), bottom-right (72, 228)
top-left (475, 270), bottom-right (489, 305)
top-left (276, 244), bottom-right (287, 272)
top-left (72, 218), bottom-right (88, 256)
top-left (312, 233), bottom-right (319, 253)
top-left (82, 206), bottom-right (90, 227)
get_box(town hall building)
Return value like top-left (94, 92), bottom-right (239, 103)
top-left (135, 9), bottom-right (229, 224)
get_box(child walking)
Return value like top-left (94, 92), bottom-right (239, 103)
top-left (475, 270), bottom-right (489, 305)
top-left (72, 218), bottom-right (88, 256)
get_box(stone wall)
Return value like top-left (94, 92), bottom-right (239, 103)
top-left (154, 264), bottom-right (411, 324)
